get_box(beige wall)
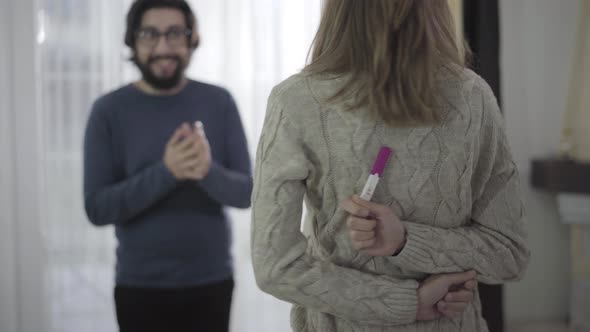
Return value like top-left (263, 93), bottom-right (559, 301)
top-left (561, 0), bottom-right (590, 162)
top-left (500, 0), bottom-right (579, 323)
top-left (448, 0), bottom-right (464, 43)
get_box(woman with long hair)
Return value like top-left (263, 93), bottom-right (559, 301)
top-left (251, 1), bottom-right (529, 331)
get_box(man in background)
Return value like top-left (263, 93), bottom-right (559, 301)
top-left (83, 1), bottom-right (252, 331)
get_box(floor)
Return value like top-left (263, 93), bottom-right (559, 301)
top-left (507, 321), bottom-right (572, 332)
top-left (47, 262), bottom-right (575, 332)
top-left (43, 199), bottom-right (578, 332)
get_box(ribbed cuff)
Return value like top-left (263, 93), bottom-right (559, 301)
top-left (341, 276), bottom-right (419, 325)
top-left (382, 279), bottom-right (419, 325)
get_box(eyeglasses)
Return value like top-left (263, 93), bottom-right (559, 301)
top-left (135, 26), bottom-right (192, 49)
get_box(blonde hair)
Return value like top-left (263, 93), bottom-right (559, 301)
top-left (304, 0), bottom-right (468, 126)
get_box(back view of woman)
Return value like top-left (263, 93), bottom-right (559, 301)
top-left (251, 1), bottom-right (530, 331)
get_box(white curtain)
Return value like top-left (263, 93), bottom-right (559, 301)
top-left (36, 1), bottom-right (321, 331)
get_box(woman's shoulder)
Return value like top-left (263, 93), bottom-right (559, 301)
top-left (438, 66), bottom-right (497, 102)
top-left (437, 66), bottom-right (501, 126)
top-left (270, 72), bottom-right (316, 105)
top-left (267, 72), bottom-right (327, 123)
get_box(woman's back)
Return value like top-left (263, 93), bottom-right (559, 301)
top-left (251, 1), bottom-right (528, 330)
top-left (251, 67), bottom-right (527, 331)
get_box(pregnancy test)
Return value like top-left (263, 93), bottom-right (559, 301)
top-left (359, 147), bottom-right (392, 201)
top-left (194, 120), bottom-right (204, 133)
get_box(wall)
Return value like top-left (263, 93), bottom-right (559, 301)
top-left (500, 0), bottom-right (580, 323)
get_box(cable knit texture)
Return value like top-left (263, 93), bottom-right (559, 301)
top-left (251, 68), bottom-right (529, 332)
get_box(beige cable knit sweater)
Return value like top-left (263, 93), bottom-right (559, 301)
top-left (251, 68), bottom-right (529, 332)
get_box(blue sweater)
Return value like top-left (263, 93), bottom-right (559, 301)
top-left (83, 80), bottom-right (252, 287)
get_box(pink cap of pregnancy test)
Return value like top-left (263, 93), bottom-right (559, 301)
top-left (371, 147), bottom-right (392, 176)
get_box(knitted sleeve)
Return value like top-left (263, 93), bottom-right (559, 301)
top-left (251, 85), bottom-right (420, 326)
top-left (390, 77), bottom-right (530, 284)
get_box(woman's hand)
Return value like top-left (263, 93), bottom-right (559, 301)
top-left (435, 278), bottom-right (478, 319)
top-left (417, 271), bottom-right (477, 321)
top-left (341, 195), bottom-right (406, 256)
top-left (342, 196), bottom-right (478, 321)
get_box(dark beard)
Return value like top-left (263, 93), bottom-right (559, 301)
top-left (133, 55), bottom-right (185, 90)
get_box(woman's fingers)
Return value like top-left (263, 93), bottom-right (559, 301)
top-left (341, 198), bottom-right (370, 218)
top-left (444, 289), bottom-right (474, 303)
top-left (351, 237), bottom-right (376, 250)
top-left (346, 216), bottom-right (376, 231)
top-left (349, 229), bottom-right (375, 241)
top-left (437, 301), bottom-right (468, 318)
